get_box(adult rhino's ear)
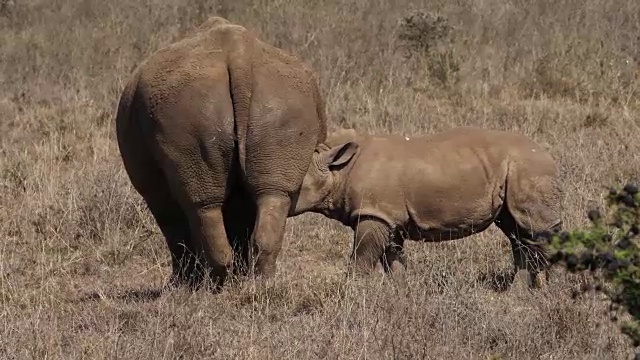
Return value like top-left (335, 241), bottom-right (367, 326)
top-left (324, 142), bottom-right (358, 169)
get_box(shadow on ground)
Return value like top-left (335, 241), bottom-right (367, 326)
top-left (477, 270), bottom-right (516, 292)
top-left (78, 288), bottom-right (165, 303)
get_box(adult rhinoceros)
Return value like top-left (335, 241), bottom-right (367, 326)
top-left (115, 16), bottom-right (327, 289)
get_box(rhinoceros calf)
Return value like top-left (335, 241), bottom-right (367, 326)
top-left (115, 17), bottom-right (327, 289)
top-left (292, 127), bottom-right (562, 288)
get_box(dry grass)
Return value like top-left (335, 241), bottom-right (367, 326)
top-left (1, 0), bottom-right (639, 358)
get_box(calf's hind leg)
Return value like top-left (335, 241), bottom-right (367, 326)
top-left (494, 205), bottom-right (561, 289)
top-left (496, 161), bottom-right (562, 289)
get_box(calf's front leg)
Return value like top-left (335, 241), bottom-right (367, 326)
top-left (349, 217), bottom-right (392, 274)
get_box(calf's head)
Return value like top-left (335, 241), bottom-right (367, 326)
top-left (291, 141), bottom-right (359, 215)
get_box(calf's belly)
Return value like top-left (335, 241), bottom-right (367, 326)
top-left (404, 220), bottom-right (494, 242)
top-left (403, 198), bottom-right (500, 242)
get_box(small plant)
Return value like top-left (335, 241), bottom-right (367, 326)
top-left (398, 11), bottom-right (452, 56)
top-left (397, 10), bottom-right (460, 89)
top-left (544, 182), bottom-right (640, 352)
top-left (0, 0), bottom-right (15, 18)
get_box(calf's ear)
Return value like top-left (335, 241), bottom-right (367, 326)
top-left (324, 142), bottom-right (359, 168)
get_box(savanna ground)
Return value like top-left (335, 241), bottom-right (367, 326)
top-left (1, 0), bottom-right (639, 358)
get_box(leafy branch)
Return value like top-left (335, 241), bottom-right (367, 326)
top-left (543, 182), bottom-right (640, 349)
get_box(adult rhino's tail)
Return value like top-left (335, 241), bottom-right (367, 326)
top-left (223, 25), bottom-right (254, 186)
top-left (189, 16), bottom-right (254, 186)
top-left (312, 73), bottom-right (328, 145)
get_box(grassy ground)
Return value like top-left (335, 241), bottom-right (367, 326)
top-left (1, 0), bottom-right (639, 358)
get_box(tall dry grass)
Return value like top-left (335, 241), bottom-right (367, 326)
top-left (1, 0), bottom-right (639, 358)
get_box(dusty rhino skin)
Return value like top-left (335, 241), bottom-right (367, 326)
top-left (293, 127), bottom-right (562, 288)
top-left (115, 16), bottom-right (327, 289)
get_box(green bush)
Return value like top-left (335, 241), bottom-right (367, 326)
top-left (545, 182), bottom-right (640, 352)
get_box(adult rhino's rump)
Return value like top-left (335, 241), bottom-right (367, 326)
top-left (115, 16), bottom-right (327, 289)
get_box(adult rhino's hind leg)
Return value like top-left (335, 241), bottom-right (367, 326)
top-left (186, 204), bottom-right (234, 290)
top-left (147, 196), bottom-right (196, 289)
top-left (117, 119), bottom-right (196, 289)
top-left (167, 146), bottom-right (236, 290)
top-left (250, 193), bottom-right (291, 277)
top-left (158, 123), bottom-right (237, 290)
top-left (242, 107), bottom-right (322, 278)
top-left (223, 186), bottom-right (257, 278)
top-left (138, 182), bottom-right (197, 288)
